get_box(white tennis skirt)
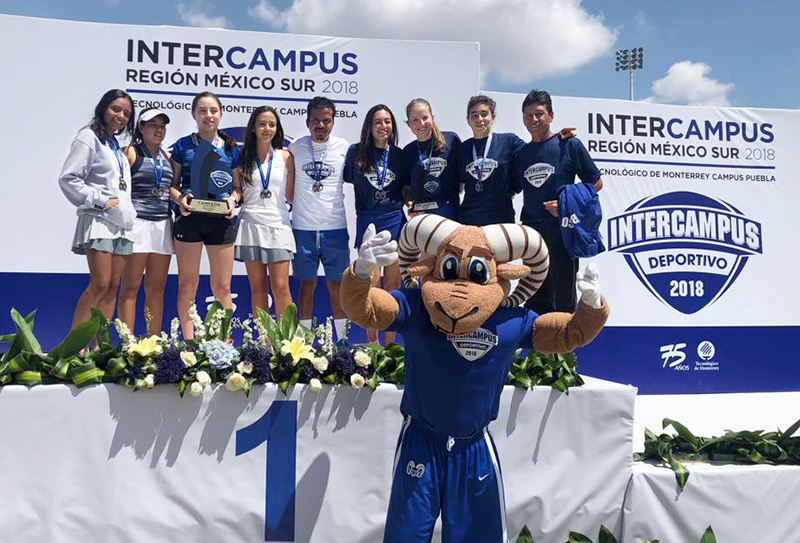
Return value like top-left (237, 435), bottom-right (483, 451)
top-left (235, 218), bottom-right (295, 264)
top-left (71, 214), bottom-right (133, 255)
top-left (131, 217), bottom-right (174, 255)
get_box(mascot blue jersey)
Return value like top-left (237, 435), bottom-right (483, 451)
top-left (387, 288), bottom-right (537, 438)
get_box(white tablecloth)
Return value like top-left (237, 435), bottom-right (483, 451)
top-left (0, 378), bottom-right (635, 543)
top-left (622, 461), bottom-right (800, 543)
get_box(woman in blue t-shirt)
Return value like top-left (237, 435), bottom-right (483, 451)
top-left (169, 92), bottom-right (240, 340)
top-left (457, 94), bottom-right (526, 227)
top-left (119, 107), bottom-right (174, 336)
top-left (402, 98), bottom-right (461, 220)
top-left (343, 104), bottom-right (407, 344)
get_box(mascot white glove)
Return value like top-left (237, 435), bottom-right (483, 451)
top-left (353, 223), bottom-right (398, 280)
top-left (576, 262), bottom-right (603, 309)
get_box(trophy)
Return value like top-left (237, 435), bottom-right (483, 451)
top-left (187, 138), bottom-right (232, 215)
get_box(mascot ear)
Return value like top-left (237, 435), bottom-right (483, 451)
top-left (408, 255), bottom-right (435, 278)
top-left (496, 263), bottom-right (530, 281)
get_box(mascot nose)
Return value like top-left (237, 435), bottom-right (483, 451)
top-left (434, 302), bottom-right (479, 333)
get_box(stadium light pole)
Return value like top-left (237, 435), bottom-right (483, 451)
top-left (615, 48), bottom-right (644, 100)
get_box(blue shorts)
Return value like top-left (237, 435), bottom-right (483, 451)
top-left (383, 417), bottom-right (507, 543)
top-left (292, 228), bottom-right (350, 282)
top-left (355, 209), bottom-right (406, 248)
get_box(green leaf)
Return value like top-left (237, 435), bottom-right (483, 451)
top-left (204, 300), bottom-right (224, 330)
top-left (666, 452), bottom-right (690, 492)
top-left (568, 532), bottom-right (593, 543)
top-left (48, 319), bottom-right (100, 362)
top-left (106, 357), bottom-right (127, 380)
top-left (663, 418), bottom-right (700, 451)
top-left (214, 308), bottom-right (232, 340)
top-left (698, 526), bottom-right (716, 543)
top-left (89, 308), bottom-right (110, 345)
top-left (515, 525), bottom-right (535, 543)
top-left (257, 308), bottom-right (281, 350)
top-left (10, 308), bottom-right (43, 356)
top-left (1, 309), bottom-right (36, 363)
top-left (280, 303), bottom-right (299, 341)
top-left (14, 370), bottom-right (42, 386)
top-left (550, 378), bottom-right (569, 395)
top-left (49, 358), bottom-right (73, 380)
top-left (177, 380), bottom-right (187, 397)
top-left (513, 372), bottom-right (532, 389)
top-left (70, 362), bottom-right (103, 388)
top-left (778, 418), bottom-right (800, 445)
top-left (242, 377), bottom-right (253, 397)
top-left (279, 379), bottom-right (290, 395)
top-left (598, 525), bottom-right (617, 543)
top-left (0, 333), bottom-right (16, 343)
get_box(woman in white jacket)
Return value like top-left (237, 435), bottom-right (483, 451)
top-left (59, 89), bottom-right (137, 332)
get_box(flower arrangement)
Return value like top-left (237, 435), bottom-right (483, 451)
top-left (0, 303), bottom-right (582, 397)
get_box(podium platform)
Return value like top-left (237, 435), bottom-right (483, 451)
top-left (621, 461), bottom-right (800, 543)
top-left (0, 378), bottom-right (636, 543)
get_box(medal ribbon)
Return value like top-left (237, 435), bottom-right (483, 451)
top-left (471, 132), bottom-right (494, 183)
top-left (374, 147), bottom-right (389, 190)
top-left (308, 139), bottom-right (329, 185)
top-left (141, 144), bottom-right (164, 191)
top-left (256, 146), bottom-right (275, 194)
top-left (108, 137), bottom-right (126, 183)
top-left (417, 139), bottom-right (434, 174)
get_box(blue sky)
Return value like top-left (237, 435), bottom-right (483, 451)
top-left (3, 0), bottom-right (798, 109)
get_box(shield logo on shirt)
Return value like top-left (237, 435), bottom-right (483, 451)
top-left (446, 327), bottom-right (499, 361)
top-left (366, 168), bottom-right (396, 190)
top-left (302, 161), bottom-right (335, 181)
top-left (466, 158), bottom-right (498, 181)
top-left (421, 157), bottom-right (448, 179)
top-left (524, 163), bottom-right (555, 188)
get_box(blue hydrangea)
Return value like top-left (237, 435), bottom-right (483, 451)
top-left (200, 340), bottom-right (239, 370)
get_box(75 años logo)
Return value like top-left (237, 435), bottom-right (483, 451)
top-left (607, 191), bottom-right (762, 314)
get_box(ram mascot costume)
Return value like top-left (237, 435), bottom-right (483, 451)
top-left (340, 213), bottom-right (609, 543)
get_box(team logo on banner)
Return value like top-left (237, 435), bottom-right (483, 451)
top-left (447, 327), bottom-right (498, 361)
top-left (524, 163), bottom-right (555, 188)
top-left (607, 191), bottom-right (763, 314)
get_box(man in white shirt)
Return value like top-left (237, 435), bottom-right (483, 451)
top-left (289, 96), bottom-right (351, 340)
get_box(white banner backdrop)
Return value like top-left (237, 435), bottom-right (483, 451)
top-left (486, 91), bottom-right (800, 394)
top-left (0, 14), bottom-right (479, 274)
top-left (0, 379), bottom-right (635, 543)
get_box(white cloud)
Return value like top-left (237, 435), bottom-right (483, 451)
top-left (177, 2), bottom-right (232, 29)
top-left (647, 61), bottom-right (734, 106)
top-left (248, 0), bottom-right (617, 84)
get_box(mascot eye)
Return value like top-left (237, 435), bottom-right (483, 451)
top-left (468, 257), bottom-right (491, 285)
top-left (440, 254), bottom-right (460, 280)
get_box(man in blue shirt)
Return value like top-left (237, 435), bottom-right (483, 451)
top-left (513, 89), bottom-right (604, 314)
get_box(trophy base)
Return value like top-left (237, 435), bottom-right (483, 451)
top-left (189, 197), bottom-right (229, 215)
top-left (413, 201), bottom-right (439, 212)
